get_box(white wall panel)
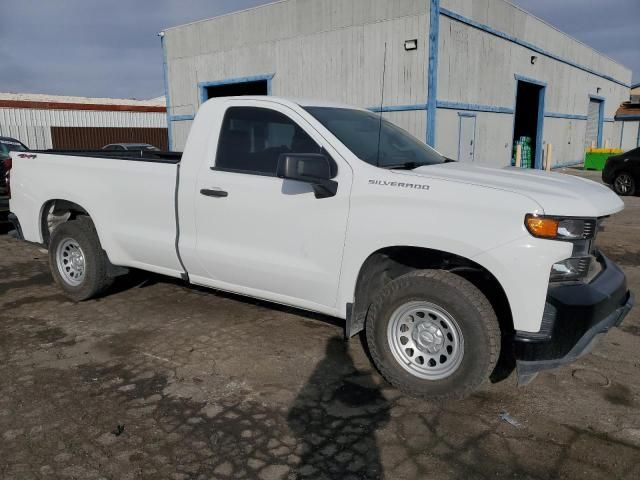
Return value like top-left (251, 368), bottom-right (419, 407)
top-left (542, 117), bottom-right (587, 166)
top-left (619, 121), bottom-right (640, 151)
top-left (380, 110), bottom-right (426, 141)
top-left (166, 0), bottom-right (429, 120)
top-left (0, 125), bottom-right (51, 150)
top-left (436, 109), bottom-right (513, 167)
top-left (0, 108), bottom-right (166, 130)
top-left (171, 120), bottom-right (193, 152)
top-left (438, 16), bottom-right (629, 118)
top-left (441, 0), bottom-right (630, 85)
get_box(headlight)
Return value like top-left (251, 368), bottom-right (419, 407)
top-left (525, 214), bottom-right (596, 240)
top-left (525, 214), bottom-right (602, 283)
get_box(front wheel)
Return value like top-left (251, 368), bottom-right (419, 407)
top-left (366, 270), bottom-right (500, 399)
top-left (613, 172), bottom-right (636, 196)
top-left (49, 217), bottom-right (114, 301)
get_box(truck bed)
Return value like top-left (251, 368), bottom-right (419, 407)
top-left (10, 150), bottom-right (185, 278)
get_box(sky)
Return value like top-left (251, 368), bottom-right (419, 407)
top-left (0, 0), bottom-right (637, 100)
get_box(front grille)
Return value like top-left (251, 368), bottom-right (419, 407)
top-left (575, 257), bottom-right (592, 275)
top-left (583, 219), bottom-right (597, 239)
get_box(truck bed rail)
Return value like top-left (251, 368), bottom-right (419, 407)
top-left (30, 149), bottom-right (182, 164)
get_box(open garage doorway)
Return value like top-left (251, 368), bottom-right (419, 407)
top-left (512, 78), bottom-right (546, 169)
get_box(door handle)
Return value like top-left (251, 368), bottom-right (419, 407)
top-left (200, 188), bottom-right (228, 198)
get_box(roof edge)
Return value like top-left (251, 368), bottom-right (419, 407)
top-left (163, 0), bottom-right (286, 32)
top-left (0, 99), bottom-right (166, 113)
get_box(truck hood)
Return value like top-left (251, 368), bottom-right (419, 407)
top-left (402, 163), bottom-right (624, 218)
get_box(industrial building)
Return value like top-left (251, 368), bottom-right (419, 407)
top-left (0, 93), bottom-right (168, 150)
top-left (162, 0), bottom-right (633, 168)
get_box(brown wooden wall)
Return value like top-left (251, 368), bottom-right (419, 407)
top-left (51, 127), bottom-right (169, 150)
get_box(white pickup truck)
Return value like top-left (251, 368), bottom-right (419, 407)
top-left (8, 96), bottom-right (633, 399)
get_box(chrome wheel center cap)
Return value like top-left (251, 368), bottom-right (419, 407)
top-left (71, 252), bottom-right (82, 268)
top-left (413, 321), bottom-right (444, 354)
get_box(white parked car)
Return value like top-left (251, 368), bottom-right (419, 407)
top-left (7, 96), bottom-right (633, 398)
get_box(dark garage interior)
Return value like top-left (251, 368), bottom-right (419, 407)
top-left (205, 80), bottom-right (268, 100)
top-left (512, 81), bottom-right (545, 169)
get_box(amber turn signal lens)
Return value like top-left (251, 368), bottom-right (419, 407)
top-left (525, 215), bottom-right (559, 238)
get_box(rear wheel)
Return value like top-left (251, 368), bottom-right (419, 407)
top-left (49, 217), bottom-right (113, 301)
top-left (613, 172), bottom-right (635, 196)
top-left (365, 270), bottom-right (500, 399)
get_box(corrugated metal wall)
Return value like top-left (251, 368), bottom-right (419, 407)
top-left (0, 108), bottom-right (167, 149)
top-left (0, 125), bottom-right (50, 149)
top-left (51, 127), bottom-right (168, 150)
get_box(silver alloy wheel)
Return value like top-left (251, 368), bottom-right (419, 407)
top-left (614, 174), bottom-right (633, 195)
top-left (56, 238), bottom-right (86, 286)
top-left (387, 301), bottom-right (464, 380)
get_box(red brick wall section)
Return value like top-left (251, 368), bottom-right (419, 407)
top-left (0, 100), bottom-right (165, 112)
top-left (51, 127), bottom-right (169, 150)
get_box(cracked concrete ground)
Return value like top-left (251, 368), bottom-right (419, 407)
top-left (1, 168), bottom-right (639, 479)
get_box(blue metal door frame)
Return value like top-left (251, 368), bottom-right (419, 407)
top-left (513, 75), bottom-right (547, 169)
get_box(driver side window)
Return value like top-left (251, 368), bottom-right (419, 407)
top-left (215, 107), bottom-right (321, 176)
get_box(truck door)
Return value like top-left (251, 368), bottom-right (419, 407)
top-left (188, 102), bottom-right (352, 312)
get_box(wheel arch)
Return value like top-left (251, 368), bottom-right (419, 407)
top-left (347, 246), bottom-right (514, 341)
top-left (39, 199), bottom-right (93, 247)
top-left (41, 198), bottom-right (127, 277)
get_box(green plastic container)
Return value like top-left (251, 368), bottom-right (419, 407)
top-left (512, 136), bottom-right (533, 168)
top-left (583, 149), bottom-right (623, 171)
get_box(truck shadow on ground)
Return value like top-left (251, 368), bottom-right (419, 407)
top-left (286, 336), bottom-right (390, 478)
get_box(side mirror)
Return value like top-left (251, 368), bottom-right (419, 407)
top-left (277, 153), bottom-right (338, 199)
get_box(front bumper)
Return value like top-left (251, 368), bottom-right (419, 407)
top-left (514, 254), bottom-right (634, 384)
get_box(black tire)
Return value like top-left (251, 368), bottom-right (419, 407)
top-left (613, 172), bottom-right (636, 196)
top-left (365, 270), bottom-right (500, 400)
top-left (48, 217), bottom-right (113, 301)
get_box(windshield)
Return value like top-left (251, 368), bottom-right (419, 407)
top-left (304, 107), bottom-right (445, 169)
top-left (0, 139), bottom-right (27, 155)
